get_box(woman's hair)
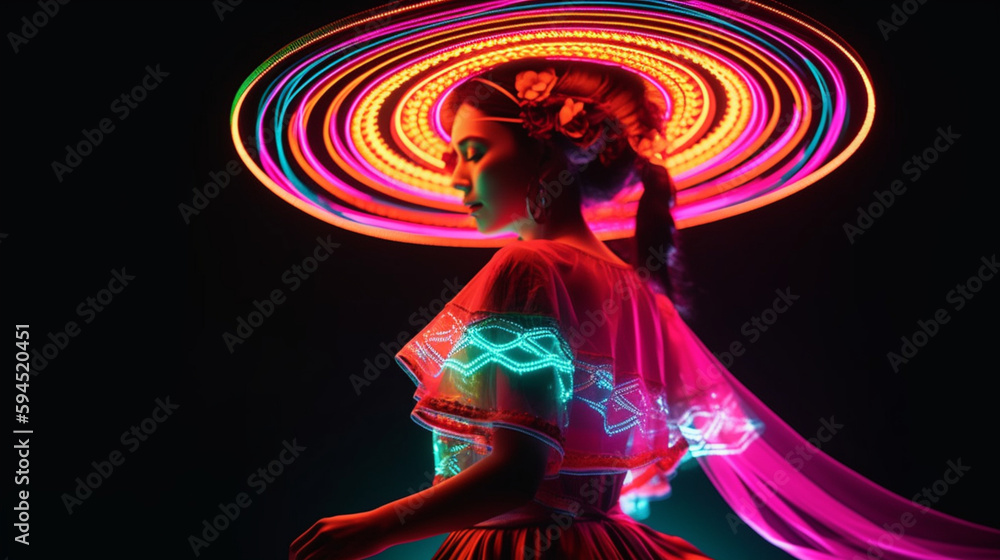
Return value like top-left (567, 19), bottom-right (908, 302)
top-left (441, 59), bottom-right (692, 317)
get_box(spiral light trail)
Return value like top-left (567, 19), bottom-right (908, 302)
top-left (231, 0), bottom-right (875, 246)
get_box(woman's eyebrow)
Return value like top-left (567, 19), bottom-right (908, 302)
top-left (449, 135), bottom-right (490, 153)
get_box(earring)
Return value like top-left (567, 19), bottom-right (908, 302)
top-left (525, 175), bottom-right (551, 224)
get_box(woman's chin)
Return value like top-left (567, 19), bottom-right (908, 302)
top-left (476, 218), bottom-right (516, 236)
top-left (473, 211), bottom-right (525, 236)
top-left (475, 220), bottom-right (495, 234)
top-left (472, 213), bottom-right (494, 233)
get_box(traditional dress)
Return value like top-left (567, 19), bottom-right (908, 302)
top-left (395, 238), bottom-right (1000, 560)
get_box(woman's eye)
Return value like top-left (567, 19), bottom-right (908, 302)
top-left (442, 144), bottom-right (484, 173)
top-left (463, 145), bottom-right (483, 161)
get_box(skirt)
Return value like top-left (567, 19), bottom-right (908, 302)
top-left (431, 501), bottom-right (714, 560)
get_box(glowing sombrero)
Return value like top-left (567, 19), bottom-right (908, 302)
top-left (230, 0), bottom-right (875, 247)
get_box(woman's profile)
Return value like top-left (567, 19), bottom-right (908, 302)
top-left (287, 59), bottom-right (1000, 560)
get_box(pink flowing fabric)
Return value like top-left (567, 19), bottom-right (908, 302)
top-left (693, 362), bottom-right (999, 558)
top-left (657, 301), bottom-right (1000, 559)
top-left (395, 238), bottom-right (1000, 559)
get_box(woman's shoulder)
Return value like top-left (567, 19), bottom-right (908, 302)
top-left (497, 238), bottom-right (634, 271)
top-left (494, 238), bottom-right (555, 255)
top-left (490, 239), bottom-right (561, 268)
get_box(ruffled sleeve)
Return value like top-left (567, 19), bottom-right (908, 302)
top-left (395, 244), bottom-right (575, 478)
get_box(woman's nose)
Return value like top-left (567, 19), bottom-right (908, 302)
top-left (450, 165), bottom-right (472, 193)
top-left (443, 151), bottom-right (470, 193)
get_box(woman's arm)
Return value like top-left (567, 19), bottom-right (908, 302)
top-left (369, 426), bottom-right (552, 547)
top-left (290, 427), bottom-right (552, 560)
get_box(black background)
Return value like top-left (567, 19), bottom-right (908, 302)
top-left (5, 1), bottom-right (997, 559)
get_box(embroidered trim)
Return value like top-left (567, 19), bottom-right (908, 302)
top-left (561, 440), bottom-right (689, 471)
top-left (416, 397), bottom-right (566, 445)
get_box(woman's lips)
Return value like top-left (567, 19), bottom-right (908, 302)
top-left (468, 202), bottom-right (483, 214)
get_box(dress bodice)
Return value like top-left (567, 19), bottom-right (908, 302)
top-left (396, 238), bottom-right (762, 514)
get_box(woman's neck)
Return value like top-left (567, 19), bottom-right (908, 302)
top-left (515, 207), bottom-right (591, 243)
top-left (516, 210), bottom-right (625, 265)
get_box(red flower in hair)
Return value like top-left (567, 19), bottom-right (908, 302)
top-left (509, 69), bottom-right (616, 152)
top-left (520, 101), bottom-right (557, 140)
top-left (515, 68), bottom-right (558, 102)
top-left (556, 97), bottom-right (590, 140)
top-left (632, 128), bottom-right (669, 162)
top-left (597, 135), bottom-right (628, 167)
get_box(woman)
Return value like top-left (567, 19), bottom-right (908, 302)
top-left (289, 59), bottom-right (1000, 560)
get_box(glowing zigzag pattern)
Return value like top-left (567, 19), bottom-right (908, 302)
top-left (675, 394), bottom-right (762, 456)
top-left (442, 314), bottom-right (576, 407)
top-left (409, 311), bottom-right (760, 484)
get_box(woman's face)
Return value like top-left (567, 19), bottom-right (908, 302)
top-left (447, 103), bottom-right (540, 234)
